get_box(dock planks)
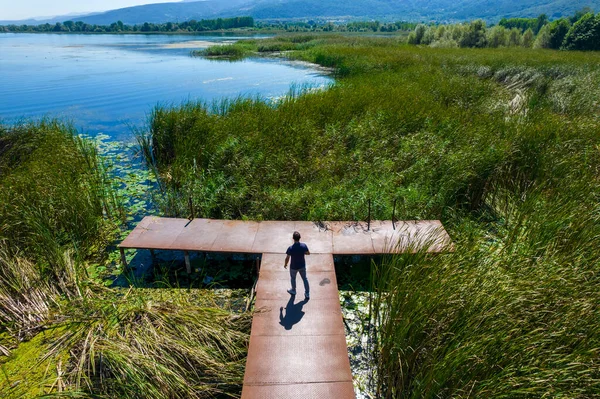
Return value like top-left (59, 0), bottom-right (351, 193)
top-left (118, 217), bottom-right (453, 398)
top-left (242, 254), bottom-right (353, 398)
top-left (119, 217), bottom-right (452, 255)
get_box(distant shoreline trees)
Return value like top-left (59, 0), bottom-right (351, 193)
top-left (0, 18), bottom-right (417, 34)
top-left (407, 9), bottom-right (600, 51)
top-left (2, 10), bottom-right (599, 51)
top-left (0, 16), bottom-right (255, 33)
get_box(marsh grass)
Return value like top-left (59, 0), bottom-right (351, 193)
top-left (0, 121), bottom-right (120, 339)
top-left (146, 35), bottom-right (600, 397)
top-left (0, 121), bottom-right (252, 398)
top-left (43, 287), bottom-right (252, 399)
top-left (370, 186), bottom-right (600, 397)
top-left (193, 42), bottom-right (257, 59)
top-left (0, 120), bottom-right (121, 264)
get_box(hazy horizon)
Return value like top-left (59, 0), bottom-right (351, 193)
top-left (0, 0), bottom-right (184, 21)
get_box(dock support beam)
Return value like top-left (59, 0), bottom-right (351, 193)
top-left (184, 251), bottom-right (191, 274)
top-left (120, 247), bottom-right (128, 269)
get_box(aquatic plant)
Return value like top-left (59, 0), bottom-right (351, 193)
top-left (0, 121), bottom-right (252, 398)
top-left (193, 42), bottom-right (257, 59)
top-left (46, 287), bottom-right (252, 399)
top-left (0, 120), bottom-right (121, 265)
top-left (370, 181), bottom-right (600, 397)
top-left (146, 34), bottom-right (600, 397)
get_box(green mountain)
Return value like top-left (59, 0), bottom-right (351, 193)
top-left (2, 0), bottom-right (599, 25)
top-left (72, 0), bottom-right (249, 25)
top-left (243, 0), bottom-right (599, 21)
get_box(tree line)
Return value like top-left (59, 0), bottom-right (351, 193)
top-left (254, 20), bottom-right (418, 32)
top-left (0, 18), bottom-right (416, 34)
top-left (0, 17), bottom-right (255, 33)
top-left (408, 9), bottom-right (600, 51)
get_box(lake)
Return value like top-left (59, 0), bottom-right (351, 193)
top-left (0, 33), bottom-right (333, 141)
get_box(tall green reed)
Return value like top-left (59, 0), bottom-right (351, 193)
top-left (144, 34), bottom-right (600, 397)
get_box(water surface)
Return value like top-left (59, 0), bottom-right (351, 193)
top-left (0, 33), bottom-right (332, 140)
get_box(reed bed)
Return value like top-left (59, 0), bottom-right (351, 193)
top-left (45, 287), bottom-right (252, 399)
top-left (145, 35), bottom-right (600, 397)
top-left (0, 122), bottom-right (252, 398)
top-left (0, 120), bottom-right (120, 264)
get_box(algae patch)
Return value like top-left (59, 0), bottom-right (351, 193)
top-left (0, 328), bottom-right (67, 398)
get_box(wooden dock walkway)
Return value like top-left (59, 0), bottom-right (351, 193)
top-left (118, 217), bottom-right (452, 398)
top-left (242, 253), bottom-right (354, 398)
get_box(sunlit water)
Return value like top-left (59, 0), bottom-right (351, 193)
top-left (0, 33), bottom-right (332, 141)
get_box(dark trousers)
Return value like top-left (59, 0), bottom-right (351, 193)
top-left (290, 267), bottom-right (309, 294)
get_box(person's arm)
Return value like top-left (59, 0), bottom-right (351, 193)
top-left (305, 244), bottom-right (310, 255)
top-left (284, 254), bottom-right (290, 269)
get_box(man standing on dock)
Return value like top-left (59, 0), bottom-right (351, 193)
top-left (284, 231), bottom-right (310, 299)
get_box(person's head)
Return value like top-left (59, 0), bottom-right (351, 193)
top-left (292, 231), bottom-right (301, 242)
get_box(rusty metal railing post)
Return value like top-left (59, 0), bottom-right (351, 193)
top-left (188, 196), bottom-right (195, 221)
top-left (392, 199), bottom-right (397, 230)
top-left (367, 198), bottom-right (371, 231)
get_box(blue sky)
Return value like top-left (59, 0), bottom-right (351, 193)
top-left (0, 0), bottom-right (182, 20)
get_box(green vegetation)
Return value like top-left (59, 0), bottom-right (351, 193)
top-left (145, 34), bottom-right (600, 396)
top-left (0, 122), bottom-right (252, 398)
top-left (3, 22), bottom-right (600, 397)
top-left (0, 120), bottom-right (119, 264)
top-left (197, 41), bottom-right (258, 58)
top-left (0, 18), bottom-right (417, 35)
top-left (3, 0), bottom-right (597, 27)
top-left (408, 10), bottom-right (600, 50)
top-left (0, 16), bottom-right (254, 33)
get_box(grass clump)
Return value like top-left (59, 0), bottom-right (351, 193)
top-left (47, 288), bottom-right (251, 398)
top-left (371, 186), bottom-right (600, 397)
top-left (194, 42), bottom-right (257, 59)
top-left (0, 121), bottom-right (120, 340)
top-left (0, 120), bottom-right (120, 264)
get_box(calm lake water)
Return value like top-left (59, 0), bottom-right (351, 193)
top-left (0, 33), bottom-right (333, 141)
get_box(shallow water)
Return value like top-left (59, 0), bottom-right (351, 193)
top-left (0, 33), bottom-right (332, 141)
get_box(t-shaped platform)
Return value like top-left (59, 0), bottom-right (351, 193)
top-left (118, 217), bottom-right (453, 398)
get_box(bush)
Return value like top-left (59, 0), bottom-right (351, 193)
top-left (563, 12), bottom-right (600, 50)
top-left (459, 20), bottom-right (488, 48)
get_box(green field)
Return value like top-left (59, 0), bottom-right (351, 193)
top-left (2, 33), bottom-right (600, 397)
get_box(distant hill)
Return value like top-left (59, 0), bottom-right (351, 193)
top-left (1, 0), bottom-right (599, 26)
top-left (75, 0), bottom-right (251, 25)
top-left (244, 0), bottom-right (600, 21)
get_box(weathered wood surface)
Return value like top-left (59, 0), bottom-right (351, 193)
top-left (119, 217), bottom-right (452, 255)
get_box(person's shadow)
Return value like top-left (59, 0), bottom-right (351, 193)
top-left (279, 295), bottom-right (309, 330)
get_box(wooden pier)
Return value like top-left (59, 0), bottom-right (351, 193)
top-left (119, 217), bottom-right (452, 398)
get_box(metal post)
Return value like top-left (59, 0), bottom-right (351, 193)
top-left (368, 198), bottom-right (371, 231)
top-left (184, 251), bottom-right (191, 274)
top-left (392, 199), bottom-right (397, 230)
top-left (120, 247), bottom-right (128, 269)
top-left (188, 197), bottom-right (195, 221)
top-left (256, 256), bottom-right (260, 277)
